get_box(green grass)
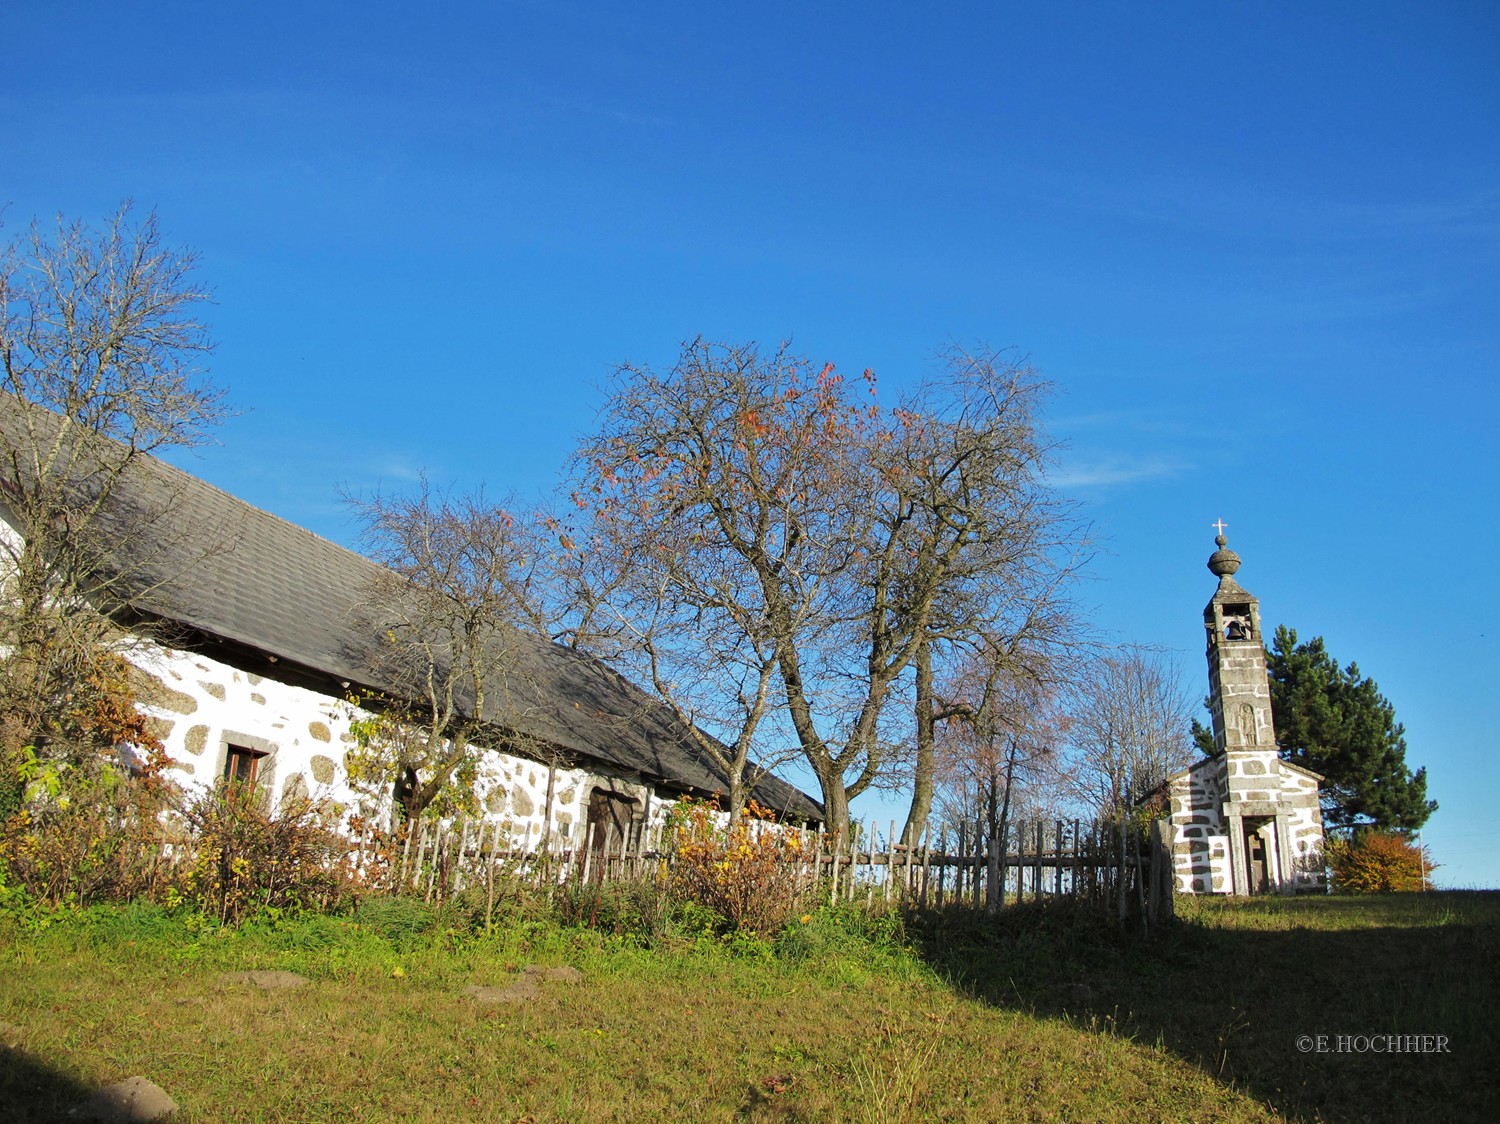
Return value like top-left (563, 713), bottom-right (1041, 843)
top-left (1, 892), bottom-right (1494, 1121)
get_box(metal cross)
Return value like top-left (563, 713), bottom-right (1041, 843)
top-left (1212, 518), bottom-right (1228, 536)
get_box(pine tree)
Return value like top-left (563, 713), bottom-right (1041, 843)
top-left (1265, 626), bottom-right (1434, 833)
top-left (1189, 627), bottom-right (1435, 833)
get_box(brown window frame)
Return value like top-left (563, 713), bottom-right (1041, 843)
top-left (224, 744), bottom-right (267, 784)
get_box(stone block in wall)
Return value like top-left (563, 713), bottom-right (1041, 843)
top-left (199, 680), bottom-right (227, 701)
top-left (310, 754), bottom-right (336, 785)
top-left (308, 721), bottom-right (331, 743)
top-left (144, 716), bottom-right (175, 744)
top-left (485, 789), bottom-right (507, 814)
top-left (282, 773), bottom-right (309, 804)
top-left (512, 786), bottom-right (535, 817)
top-left (183, 724), bottom-right (209, 756)
top-left (128, 666), bottom-right (198, 715)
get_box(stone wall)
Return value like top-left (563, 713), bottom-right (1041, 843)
top-left (1168, 760), bottom-right (1231, 893)
top-left (1167, 752), bottom-right (1327, 895)
top-left (127, 638), bottom-right (678, 844)
top-left (1206, 640), bottom-right (1278, 755)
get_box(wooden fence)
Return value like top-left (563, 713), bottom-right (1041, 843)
top-left (369, 813), bottom-right (1175, 928)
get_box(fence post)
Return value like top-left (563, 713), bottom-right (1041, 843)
top-left (1116, 818), bottom-right (1128, 924)
top-left (399, 822), bottom-right (416, 892)
top-left (935, 827), bottom-right (946, 907)
top-left (1055, 820), bottom-right (1065, 898)
top-left (483, 821), bottom-right (497, 931)
top-left (916, 823), bottom-right (927, 907)
top-left (1149, 817), bottom-right (1174, 929)
top-left (424, 821), bottom-right (445, 903)
top-left (1015, 821), bottom-right (1026, 904)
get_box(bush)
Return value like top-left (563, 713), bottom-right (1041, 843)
top-left (667, 798), bottom-right (809, 937)
top-left (179, 783), bottom-right (359, 925)
top-left (1327, 830), bottom-right (1435, 893)
top-left (0, 752), bottom-right (179, 908)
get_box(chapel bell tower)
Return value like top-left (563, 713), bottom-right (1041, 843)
top-left (1204, 525), bottom-right (1294, 894)
top-left (1203, 525), bottom-right (1275, 757)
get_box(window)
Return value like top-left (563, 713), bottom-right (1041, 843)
top-left (224, 744), bottom-right (267, 784)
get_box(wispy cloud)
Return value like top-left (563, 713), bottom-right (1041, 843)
top-left (1051, 406), bottom-right (1196, 437)
top-left (1047, 454), bottom-right (1185, 489)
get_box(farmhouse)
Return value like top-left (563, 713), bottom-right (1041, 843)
top-left (0, 393), bottom-right (822, 842)
top-left (1164, 531), bottom-right (1326, 894)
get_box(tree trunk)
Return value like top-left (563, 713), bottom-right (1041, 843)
top-left (726, 773), bottom-right (745, 829)
top-left (901, 635), bottom-right (936, 847)
top-left (985, 764), bottom-right (1002, 914)
top-left (995, 736), bottom-right (1019, 908)
top-left (814, 763), bottom-right (851, 843)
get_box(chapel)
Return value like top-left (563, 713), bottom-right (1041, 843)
top-left (1165, 529), bottom-right (1326, 894)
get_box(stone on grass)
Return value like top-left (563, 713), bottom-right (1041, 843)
top-left (77, 1075), bottom-right (177, 1122)
top-left (0, 1020), bottom-right (21, 1047)
top-left (463, 964), bottom-right (583, 1003)
top-left (217, 970), bottom-right (309, 990)
top-left (464, 979), bottom-right (542, 1004)
top-left (524, 965), bottom-right (584, 984)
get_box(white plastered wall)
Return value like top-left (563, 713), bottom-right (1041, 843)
top-left (128, 636), bottom-right (678, 845)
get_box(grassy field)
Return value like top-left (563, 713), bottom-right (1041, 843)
top-left (1, 891), bottom-right (1494, 1122)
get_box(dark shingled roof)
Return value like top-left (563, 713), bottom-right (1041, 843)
top-left (0, 394), bottom-right (823, 822)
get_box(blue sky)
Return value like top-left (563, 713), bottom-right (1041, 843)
top-left (6, 2), bottom-right (1497, 885)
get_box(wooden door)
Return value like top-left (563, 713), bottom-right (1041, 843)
top-left (587, 790), bottom-right (635, 846)
top-left (1245, 822), bottom-right (1270, 894)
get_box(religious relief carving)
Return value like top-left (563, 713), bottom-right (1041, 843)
top-left (1239, 702), bottom-right (1257, 746)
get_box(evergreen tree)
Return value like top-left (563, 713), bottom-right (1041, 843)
top-left (1189, 626), bottom-right (1435, 833)
top-left (1266, 626), bottom-right (1434, 833)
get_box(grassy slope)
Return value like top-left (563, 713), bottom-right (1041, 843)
top-left (913, 892), bottom-right (1499, 1122)
top-left (1, 893), bottom-right (1494, 1122)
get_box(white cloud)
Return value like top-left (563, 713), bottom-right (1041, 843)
top-left (1047, 454), bottom-right (1183, 489)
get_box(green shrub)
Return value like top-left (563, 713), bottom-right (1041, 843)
top-left (354, 894), bottom-right (440, 946)
top-left (555, 877), bottom-right (680, 941)
top-left (0, 754), bottom-right (178, 908)
top-left (179, 783), bottom-right (358, 925)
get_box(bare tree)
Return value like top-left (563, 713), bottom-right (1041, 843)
top-left (576, 340), bottom-right (1083, 837)
top-left (930, 645), bottom-right (1066, 911)
top-left (0, 204), bottom-right (224, 779)
top-left (1061, 646), bottom-right (1196, 817)
top-left (554, 505), bottom-right (789, 824)
top-left (568, 341), bottom-right (855, 823)
top-left (346, 480), bottom-right (548, 822)
top-left (867, 348), bottom-right (1085, 843)
top-left (577, 339), bottom-right (884, 832)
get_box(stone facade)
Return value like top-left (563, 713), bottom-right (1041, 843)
top-left (126, 636), bottom-right (678, 846)
top-left (1167, 533), bottom-right (1326, 895)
